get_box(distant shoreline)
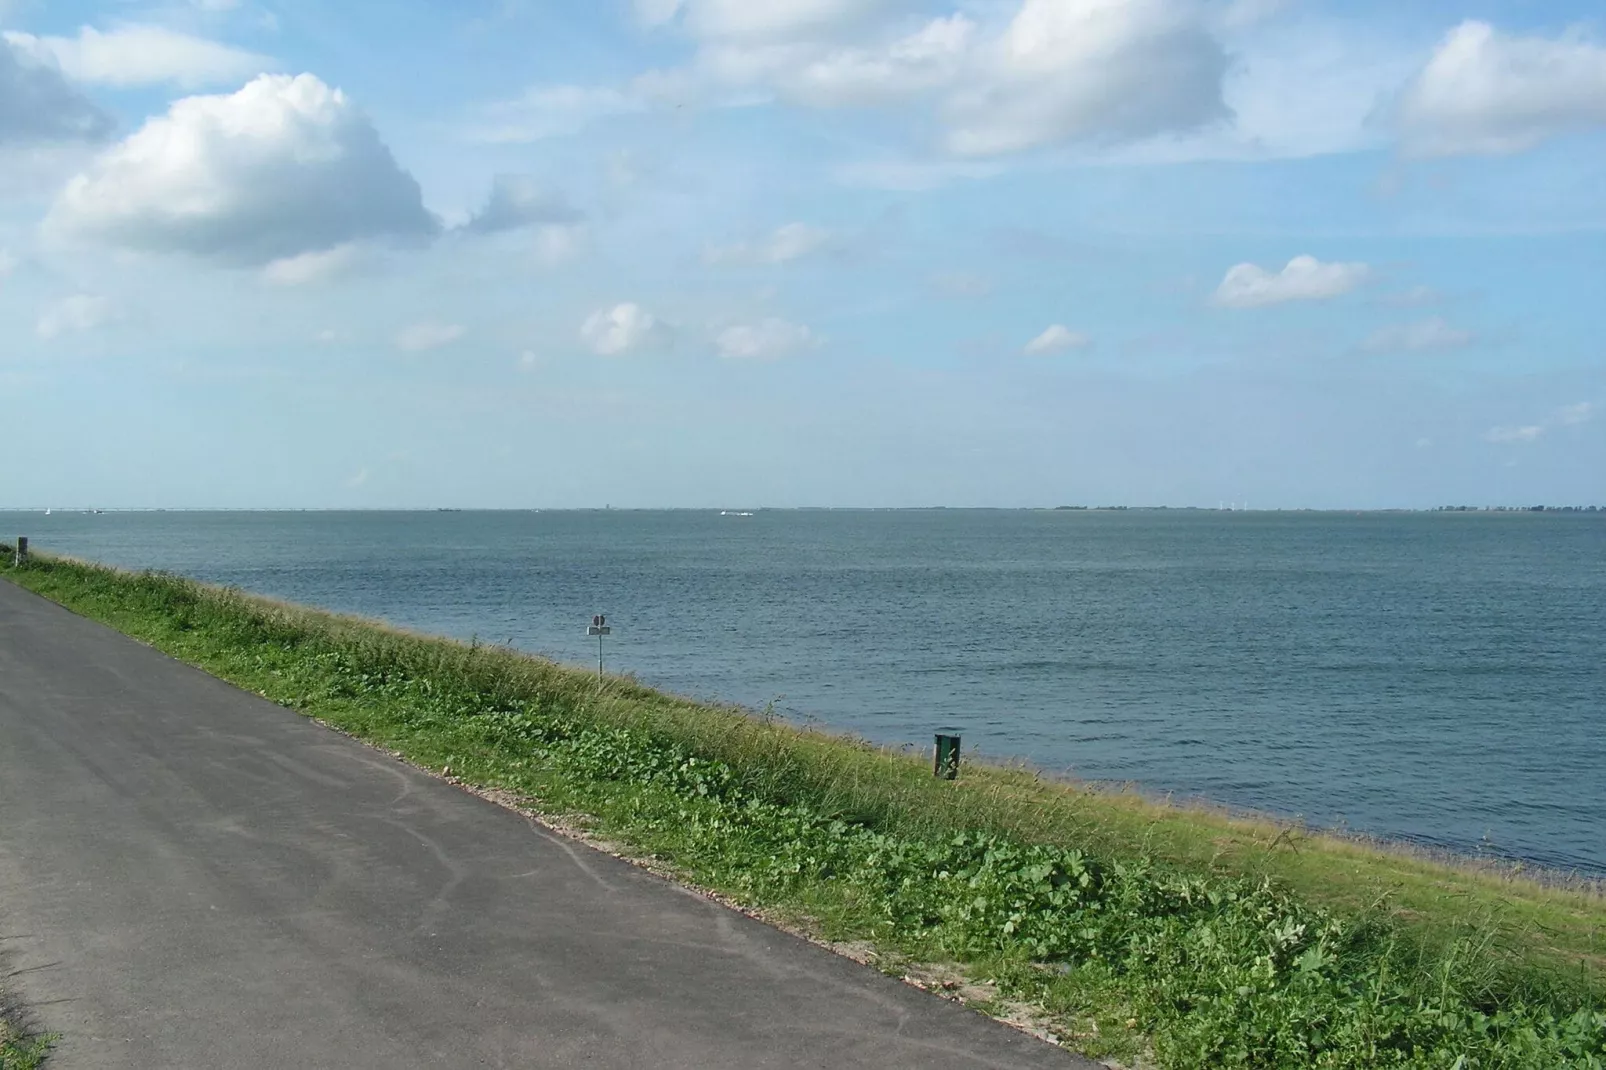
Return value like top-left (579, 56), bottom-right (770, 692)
top-left (4, 505), bottom-right (1603, 515)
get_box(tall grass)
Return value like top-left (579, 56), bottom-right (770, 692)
top-left (5, 551), bottom-right (1604, 1067)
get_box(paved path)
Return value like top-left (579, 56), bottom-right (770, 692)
top-left (0, 580), bottom-right (1091, 1069)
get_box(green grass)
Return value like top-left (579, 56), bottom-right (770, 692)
top-left (0, 979), bottom-right (53, 1070)
top-left (0, 1028), bottom-right (52, 1070)
top-left (4, 548), bottom-right (1604, 1067)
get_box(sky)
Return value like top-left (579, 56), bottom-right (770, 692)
top-left (0, 0), bottom-right (1603, 509)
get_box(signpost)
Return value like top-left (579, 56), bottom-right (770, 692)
top-left (934, 731), bottom-right (961, 780)
top-left (587, 614), bottom-right (611, 681)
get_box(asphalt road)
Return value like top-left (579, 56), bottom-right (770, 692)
top-left (0, 579), bottom-right (1093, 1069)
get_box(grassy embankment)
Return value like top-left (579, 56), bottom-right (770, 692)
top-left (3, 547), bottom-right (1603, 1068)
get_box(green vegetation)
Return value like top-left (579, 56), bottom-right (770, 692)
top-left (0, 1027), bottom-right (51, 1070)
top-left (4, 548), bottom-right (1604, 1068)
top-left (0, 980), bottom-right (52, 1070)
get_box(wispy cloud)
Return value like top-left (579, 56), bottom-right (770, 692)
top-left (1378, 285), bottom-right (1441, 308)
top-left (1556, 401), bottom-right (1596, 426)
top-left (1363, 316), bottom-right (1475, 353)
top-left (1484, 424), bottom-right (1545, 444)
top-left (715, 318), bottom-right (818, 360)
top-left (467, 84), bottom-right (642, 143)
top-left (4, 24), bottom-right (271, 89)
top-left (704, 222), bottom-right (832, 265)
top-left (1023, 324), bottom-right (1091, 355)
top-left (460, 175), bottom-right (582, 235)
top-left (395, 322), bottom-right (466, 352)
top-left (1213, 255), bottom-right (1370, 308)
top-left (37, 294), bottom-right (114, 339)
top-left (1484, 402), bottom-right (1596, 445)
top-left (581, 303), bottom-right (667, 355)
top-left (262, 243), bottom-right (361, 286)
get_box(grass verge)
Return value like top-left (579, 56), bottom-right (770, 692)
top-left (0, 1023), bottom-right (52, 1070)
top-left (0, 971), bottom-right (53, 1070)
top-left (4, 549), bottom-right (1604, 1068)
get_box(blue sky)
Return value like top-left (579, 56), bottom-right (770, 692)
top-left (1, 0), bottom-right (1602, 509)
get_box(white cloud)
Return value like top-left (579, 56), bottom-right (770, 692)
top-left (4, 24), bottom-right (271, 89)
top-left (943, 0), bottom-right (1231, 156)
top-left (629, 0), bottom-right (1232, 157)
top-left (1397, 21), bottom-right (1606, 157)
top-left (261, 243), bottom-right (359, 286)
top-left (0, 248), bottom-right (15, 278)
top-left (1484, 424), bottom-right (1545, 445)
top-left (1556, 401), bottom-right (1596, 426)
top-left (0, 34), bottom-right (113, 145)
top-left (47, 73), bottom-right (436, 264)
top-left (1023, 323), bottom-right (1091, 354)
top-left (469, 84), bottom-right (642, 143)
top-left (1212, 255), bottom-right (1370, 308)
top-left (345, 467), bottom-right (369, 488)
top-left (37, 293), bottom-right (113, 339)
top-left (715, 318), bottom-right (817, 360)
top-left (581, 303), bottom-right (665, 355)
top-left (395, 322), bottom-right (466, 352)
top-left (1362, 316), bottom-right (1475, 353)
top-left (705, 222), bottom-right (832, 265)
top-left (462, 174), bottom-right (582, 234)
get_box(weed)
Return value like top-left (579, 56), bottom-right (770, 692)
top-left (0, 965), bottom-right (53, 1070)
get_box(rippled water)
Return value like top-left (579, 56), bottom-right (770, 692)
top-left (5, 509), bottom-right (1601, 872)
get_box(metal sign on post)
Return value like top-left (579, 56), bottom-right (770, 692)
top-left (587, 614), bottom-right (612, 680)
top-left (934, 732), bottom-right (961, 780)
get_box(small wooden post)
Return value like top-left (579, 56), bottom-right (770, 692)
top-left (14, 536), bottom-right (26, 567)
top-left (934, 732), bottom-right (961, 780)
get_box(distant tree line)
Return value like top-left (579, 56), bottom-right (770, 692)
top-left (1434, 505), bottom-right (1602, 512)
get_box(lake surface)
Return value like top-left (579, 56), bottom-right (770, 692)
top-left (4, 509), bottom-right (1602, 872)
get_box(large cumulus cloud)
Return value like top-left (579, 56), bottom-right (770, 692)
top-left (1395, 21), bottom-right (1606, 157)
top-left (47, 73), bottom-right (437, 264)
top-left (943, 0), bottom-right (1230, 156)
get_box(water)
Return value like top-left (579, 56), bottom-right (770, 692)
top-left (5, 509), bottom-right (1602, 872)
